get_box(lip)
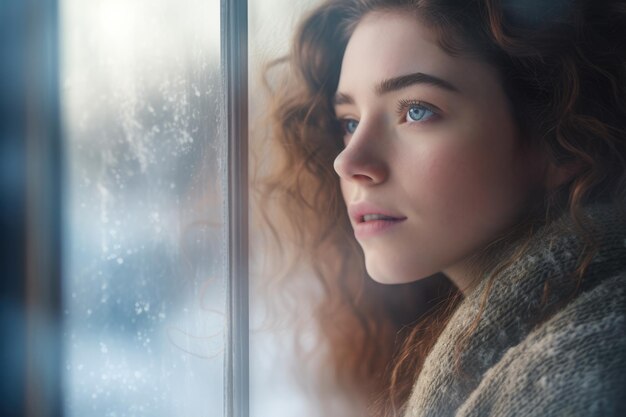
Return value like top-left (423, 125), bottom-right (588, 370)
top-left (348, 202), bottom-right (407, 239)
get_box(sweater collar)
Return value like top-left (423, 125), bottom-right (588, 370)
top-left (403, 204), bottom-right (626, 417)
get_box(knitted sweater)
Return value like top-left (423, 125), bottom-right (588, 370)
top-left (403, 205), bottom-right (626, 417)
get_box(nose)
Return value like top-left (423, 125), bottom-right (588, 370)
top-left (333, 127), bottom-right (389, 185)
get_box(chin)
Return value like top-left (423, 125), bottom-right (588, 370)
top-left (365, 258), bottom-right (433, 285)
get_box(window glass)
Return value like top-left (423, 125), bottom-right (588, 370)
top-left (248, 1), bottom-right (323, 416)
top-left (61, 1), bottom-right (226, 416)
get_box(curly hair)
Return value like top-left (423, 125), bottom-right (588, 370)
top-left (254, 0), bottom-right (626, 415)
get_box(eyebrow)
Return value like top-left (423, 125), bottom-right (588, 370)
top-left (333, 71), bottom-right (459, 106)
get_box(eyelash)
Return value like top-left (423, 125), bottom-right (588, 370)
top-left (396, 99), bottom-right (440, 123)
top-left (337, 99), bottom-right (441, 137)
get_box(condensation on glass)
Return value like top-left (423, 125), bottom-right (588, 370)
top-left (247, 1), bottom-right (325, 417)
top-left (61, 1), bottom-right (226, 416)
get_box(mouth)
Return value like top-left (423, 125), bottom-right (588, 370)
top-left (348, 203), bottom-right (407, 239)
top-left (354, 214), bottom-right (406, 239)
top-left (360, 213), bottom-right (404, 223)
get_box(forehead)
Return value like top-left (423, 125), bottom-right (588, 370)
top-left (336, 11), bottom-right (499, 97)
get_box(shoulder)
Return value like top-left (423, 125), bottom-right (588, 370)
top-left (457, 272), bottom-right (626, 417)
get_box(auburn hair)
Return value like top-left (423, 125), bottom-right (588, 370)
top-left (254, 0), bottom-right (626, 415)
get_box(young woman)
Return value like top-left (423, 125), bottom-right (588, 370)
top-left (257, 0), bottom-right (626, 415)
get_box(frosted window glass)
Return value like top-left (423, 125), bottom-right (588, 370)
top-left (61, 1), bottom-right (226, 416)
top-left (248, 1), bottom-right (324, 417)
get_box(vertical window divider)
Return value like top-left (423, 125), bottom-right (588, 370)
top-left (222, 0), bottom-right (249, 416)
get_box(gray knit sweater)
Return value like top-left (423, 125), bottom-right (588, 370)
top-left (403, 206), bottom-right (626, 417)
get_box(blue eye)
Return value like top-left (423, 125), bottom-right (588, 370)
top-left (342, 119), bottom-right (359, 135)
top-left (406, 105), bottom-right (435, 123)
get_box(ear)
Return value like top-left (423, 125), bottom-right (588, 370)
top-left (544, 160), bottom-right (584, 190)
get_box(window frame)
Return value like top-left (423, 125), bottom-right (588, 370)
top-left (1, 1), bottom-right (63, 416)
top-left (222, 0), bottom-right (250, 416)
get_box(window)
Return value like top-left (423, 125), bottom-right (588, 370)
top-left (2, 0), bottom-right (325, 415)
top-left (61, 0), bottom-right (229, 415)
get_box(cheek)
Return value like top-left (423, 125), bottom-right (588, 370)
top-left (421, 152), bottom-right (481, 227)
top-left (406, 135), bottom-right (530, 225)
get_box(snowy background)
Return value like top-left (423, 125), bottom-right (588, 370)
top-left (61, 0), bottom-right (321, 416)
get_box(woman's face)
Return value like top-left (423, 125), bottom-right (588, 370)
top-left (333, 11), bottom-right (545, 289)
